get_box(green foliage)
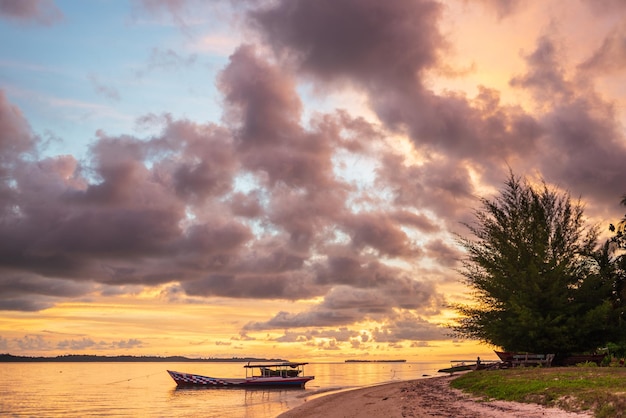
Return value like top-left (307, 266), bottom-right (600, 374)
top-left (451, 368), bottom-right (626, 417)
top-left (606, 342), bottom-right (626, 359)
top-left (576, 361), bottom-right (598, 368)
top-left (602, 196), bottom-right (626, 348)
top-left (608, 194), bottom-right (626, 250)
top-left (452, 172), bottom-right (610, 354)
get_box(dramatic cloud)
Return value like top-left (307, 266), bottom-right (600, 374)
top-left (249, 0), bottom-right (445, 86)
top-left (2, 0), bottom-right (626, 356)
top-left (511, 35), bottom-right (626, 210)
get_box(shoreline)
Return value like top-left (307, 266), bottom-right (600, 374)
top-left (278, 375), bottom-right (593, 418)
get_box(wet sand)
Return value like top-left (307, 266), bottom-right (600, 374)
top-left (277, 375), bottom-right (593, 418)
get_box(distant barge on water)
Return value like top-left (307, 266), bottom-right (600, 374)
top-left (345, 359), bottom-right (406, 363)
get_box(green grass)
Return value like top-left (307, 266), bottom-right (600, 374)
top-left (450, 367), bottom-right (626, 418)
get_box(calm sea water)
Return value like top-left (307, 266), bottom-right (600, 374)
top-left (0, 361), bottom-right (450, 417)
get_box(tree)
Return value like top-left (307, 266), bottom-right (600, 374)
top-left (452, 173), bottom-right (612, 354)
top-left (603, 195), bottom-right (626, 350)
top-left (609, 194), bottom-right (626, 250)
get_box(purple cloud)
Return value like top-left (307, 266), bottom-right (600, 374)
top-left (0, 0), bottom-right (63, 26)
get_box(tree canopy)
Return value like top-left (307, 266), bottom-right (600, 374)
top-left (609, 194), bottom-right (626, 250)
top-left (604, 195), bottom-right (626, 351)
top-left (452, 173), bottom-right (614, 354)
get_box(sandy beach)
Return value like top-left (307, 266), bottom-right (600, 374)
top-left (277, 375), bottom-right (593, 418)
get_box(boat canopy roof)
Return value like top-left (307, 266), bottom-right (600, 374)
top-left (244, 362), bottom-right (308, 368)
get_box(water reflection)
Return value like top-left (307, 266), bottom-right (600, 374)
top-left (1, 361), bottom-right (450, 418)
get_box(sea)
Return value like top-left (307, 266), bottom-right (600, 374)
top-left (0, 361), bottom-right (451, 417)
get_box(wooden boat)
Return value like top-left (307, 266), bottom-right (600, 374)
top-left (494, 351), bottom-right (514, 362)
top-left (494, 351), bottom-right (554, 366)
top-left (167, 362), bottom-right (314, 388)
top-left (437, 364), bottom-right (473, 373)
top-left (437, 357), bottom-right (498, 373)
top-left (561, 354), bottom-right (606, 366)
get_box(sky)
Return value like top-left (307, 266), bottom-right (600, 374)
top-left (1, 0), bottom-right (626, 362)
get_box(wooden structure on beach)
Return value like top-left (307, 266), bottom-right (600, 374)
top-left (438, 358), bottom-right (499, 374)
top-left (495, 351), bottom-right (555, 367)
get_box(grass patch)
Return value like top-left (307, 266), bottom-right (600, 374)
top-left (450, 367), bottom-right (626, 417)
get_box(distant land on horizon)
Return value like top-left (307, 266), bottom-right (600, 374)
top-left (344, 359), bottom-right (407, 363)
top-left (0, 353), bottom-right (288, 363)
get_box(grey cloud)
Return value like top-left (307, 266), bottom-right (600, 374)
top-left (475, 0), bottom-right (523, 19)
top-left (0, 272), bottom-right (93, 297)
top-left (244, 309), bottom-right (357, 330)
top-left (313, 256), bottom-right (424, 292)
top-left (3, 33), bottom-right (450, 317)
top-left (219, 45), bottom-right (303, 151)
top-left (3, 0), bottom-right (625, 355)
top-left (272, 329), bottom-right (364, 343)
top-left (374, 85), bottom-right (543, 167)
top-left (249, 0), bottom-right (542, 169)
top-left (229, 191), bottom-right (263, 218)
top-left (248, 0), bottom-right (548, 205)
top-left (243, 276), bottom-right (444, 331)
top-left (390, 210), bottom-right (440, 233)
top-left (309, 327), bottom-right (359, 342)
top-left (424, 239), bottom-right (463, 268)
top-left (16, 336), bottom-right (143, 351)
top-left (0, 0), bottom-right (63, 26)
top-left (342, 212), bottom-right (414, 257)
top-left (112, 338), bottom-right (143, 349)
top-left (376, 152), bottom-right (477, 223)
top-left (0, 298), bottom-right (53, 311)
top-left (316, 339), bottom-right (340, 350)
top-left (249, 0), bottom-right (445, 86)
top-left (266, 186), bottom-right (347, 251)
top-left (89, 74), bottom-right (121, 101)
top-left (0, 91), bottom-right (36, 165)
top-left (539, 99), bottom-right (626, 210)
top-left (15, 334), bottom-right (53, 351)
top-left (250, 310), bottom-right (447, 345)
top-left (0, 102), bottom-right (260, 294)
top-left (147, 47), bottom-right (197, 71)
top-left (578, 26), bottom-right (626, 75)
top-left (322, 280), bottom-right (442, 313)
top-left (510, 35), bottom-right (626, 214)
top-left (274, 332), bottom-right (308, 343)
top-left (179, 221), bottom-right (252, 257)
top-left (510, 36), bottom-right (573, 102)
top-left (371, 312), bottom-right (448, 343)
top-left (136, 48), bottom-right (199, 78)
top-left (182, 270), bottom-right (319, 300)
top-left (57, 337), bottom-right (102, 350)
top-left (582, 0), bottom-right (626, 15)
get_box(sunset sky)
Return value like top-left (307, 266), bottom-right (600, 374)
top-left (1, 0), bottom-right (626, 362)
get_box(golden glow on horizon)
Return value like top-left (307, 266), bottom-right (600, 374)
top-left (0, 292), bottom-right (497, 362)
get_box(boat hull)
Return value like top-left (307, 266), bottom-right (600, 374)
top-left (167, 370), bottom-right (314, 388)
top-left (494, 351), bottom-right (514, 362)
top-left (437, 365), bottom-right (473, 373)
